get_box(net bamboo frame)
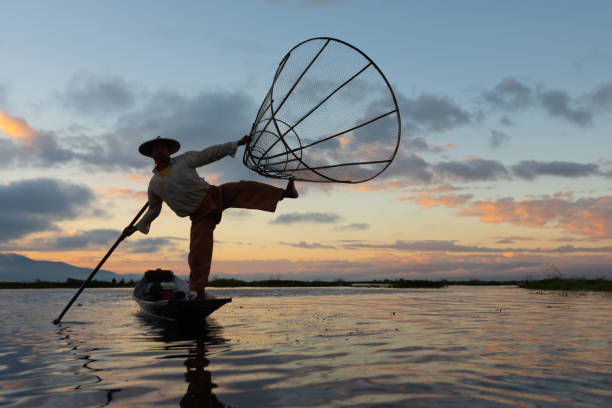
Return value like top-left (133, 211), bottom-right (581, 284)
top-left (243, 37), bottom-right (401, 183)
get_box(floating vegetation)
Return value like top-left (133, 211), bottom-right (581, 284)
top-left (519, 277), bottom-right (612, 292)
top-left (388, 279), bottom-right (446, 288)
top-left (208, 278), bottom-right (446, 288)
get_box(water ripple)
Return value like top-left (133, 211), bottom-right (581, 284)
top-left (0, 286), bottom-right (610, 407)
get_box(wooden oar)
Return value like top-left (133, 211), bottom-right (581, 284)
top-left (52, 202), bottom-right (149, 325)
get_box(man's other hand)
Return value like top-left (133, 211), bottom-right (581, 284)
top-left (122, 226), bottom-right (137, 238)
top-left (238, 135), bottom-right (250, 146)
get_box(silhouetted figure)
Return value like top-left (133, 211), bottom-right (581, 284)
top-left (122, 136), bottom-right (298, 301)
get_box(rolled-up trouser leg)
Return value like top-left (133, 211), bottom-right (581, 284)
top-left (188, 213), bottom-right (217, 291)
top-left (218, 181), bottom-right (285, 211)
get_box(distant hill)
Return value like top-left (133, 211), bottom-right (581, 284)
top-left (0, 253), bottom-right (141, 282)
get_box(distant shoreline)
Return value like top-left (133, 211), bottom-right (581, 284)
top-left (1, 277), bottom-right (610, 291)
top-left (0, 278), bottom-right (136, 289)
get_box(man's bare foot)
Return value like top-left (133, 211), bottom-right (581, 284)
top-left (193, 290), bottom-right (205, 301)
top-left (283, 178), bottom-right (298, 199)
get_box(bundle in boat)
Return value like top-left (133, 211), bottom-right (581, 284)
top-left (243, 37), bottom-right (401, 183)
top-left (133, 269), bottom-right (231, 321)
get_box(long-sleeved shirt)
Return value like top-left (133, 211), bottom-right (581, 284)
top-left (134, 140), bottom-right (239, 234)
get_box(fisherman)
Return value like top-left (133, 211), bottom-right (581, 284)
top-left (122, 135), bottom-right (298, 301)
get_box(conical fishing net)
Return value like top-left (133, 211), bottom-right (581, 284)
top-left (243, 37), bottom-right (401, 183)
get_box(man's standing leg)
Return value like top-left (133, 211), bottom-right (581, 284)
top-left (188, 213), bottom-right (218, 299)
top-left (187, 180), bottom-right (295, 299)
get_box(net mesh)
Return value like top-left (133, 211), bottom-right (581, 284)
top-left (243, 37), bottom-right (401, 183)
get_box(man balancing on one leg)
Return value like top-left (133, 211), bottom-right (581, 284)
top-left (122, 135), bottom-right (298, 301)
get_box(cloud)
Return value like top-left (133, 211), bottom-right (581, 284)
top-left (377, 151), bottom-right (434, 184)
top-left (496, 238), bottom-right (515, 244)
top-left (411, 184), bottom-right (461, 193)
top-left (124, 173), bottom-right (149, 183)
top-left (396, 185), bottom-right (612, 239)
top-left (481, 78), bottom-right (607, 127)
top-left (511, 160), bottom-right (601, 180)
top-left (51, 229), bottom-right (120, 249)
top-left (399, 192), bottom-right (473, 208)
top-left (359, 152), bottom-right (607, 191)
top-left (434, 157), bottom-right (510, 182)
top-left (212, 252), bottom-right (612, 281)
top-left (280, 241), bottom-right (336, 249)
top-left (0, 110), bottom-right (75, 165)
top-left (459, 195), bottom-right (612, 238)
top-left (495, 236), bottom-right (535, 244)
top-left (538, 89), bottom-right (592, 126)
top-left (342, 239), bottom-right (500, 253)
top-left (0, 178), bottom-right (94, 242)
top-left (483, 77), bottom-right (534, 110)
top-left (61, 72), bottom-right (138, 115)
top-left (400, 93), bottom-right (471, 133)
top-left (585, 81), bottom-right (612, 110)
top-left (334, 223), bottom-right (370, 231)
top-left (104, 187), bottom-right (147, 200)
top-left (1, 87), bottom-right (258, 180)
top-left (126, 237), bottom-right (177, 253)
top-left (489, 129), bottom-right (510, 148)
top-left (211, 256), bottom-right (536, 281)
top-left (392, 180), bottom-right (612, 239)
top-left (401, 136), bottom-right (430, 152)
top-left (0, 110), bottom-right (37, 141)
top-left (270, 212), bottom-right (342, 224)
top-left (75, 89), bottom-right (257, 174)
top-left (542, 244), bottom-right (612, 253)
top-left (340, 238), bottom-right (612, 256)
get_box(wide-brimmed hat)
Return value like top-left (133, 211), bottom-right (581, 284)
top-left (138, 136), bottom-right (181, 157)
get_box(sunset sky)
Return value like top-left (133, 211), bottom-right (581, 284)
top-left (1, 0), bottom-right (612, 281)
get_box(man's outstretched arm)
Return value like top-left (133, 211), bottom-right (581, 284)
top-left (186, 135), bottom-right (250, 168)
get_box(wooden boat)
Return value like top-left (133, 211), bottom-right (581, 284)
top-left (133, 269), bottom-right (231, 321)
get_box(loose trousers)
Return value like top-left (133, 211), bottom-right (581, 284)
top-left (188, 181), bottom-right (285, 291)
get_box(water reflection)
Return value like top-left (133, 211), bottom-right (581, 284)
top-left (136, 314), bottom-right (229, 408)
top-left (56, 324), bottom-right (129, 406)
top-left (1, 287), bottom-right (610, 407)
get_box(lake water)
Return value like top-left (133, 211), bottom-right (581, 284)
top-left (0, 286), bottom-right (610, 407)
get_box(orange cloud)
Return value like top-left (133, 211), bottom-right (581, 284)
top-left (419, 184), bottom-right (458, 193)
top-left (400, 192), bottom-right (473, 208)
top-left (356, 185), bottom-right (381, 191)
top-left (399, 187), bottom-right (612, 239)
top-left (553, 190), bottom-right (574, 198)
top-left (124, 173), bottom-right (148, 184)
top-left (105, 188), bottom-right (147, 199)
top-left (460, 198), bottom-right (561, 227)
top-left (0, 110), bottom-right (37, 141)
top-left (460, 196), bottom-right (612, 238)
top-left (356, 179), bottom-right (422, 191)
top-left (336, 135), bottom-right (352, 148)
top-left (205, 173), bottom-right (221, 185)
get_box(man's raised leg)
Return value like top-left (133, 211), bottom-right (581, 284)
top-left (217, 180), bottom-right (296, 212)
